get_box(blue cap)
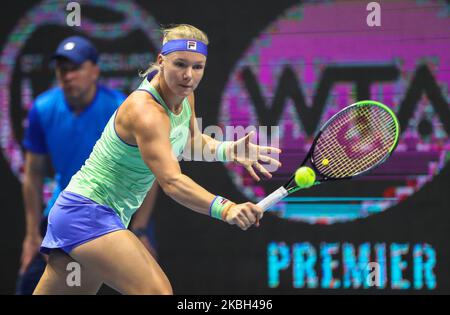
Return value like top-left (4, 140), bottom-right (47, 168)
top-left (52, 36), bottom-right (98, 65)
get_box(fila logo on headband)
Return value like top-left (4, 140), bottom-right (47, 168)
top-left (187, 41), bottom-right (197, 51)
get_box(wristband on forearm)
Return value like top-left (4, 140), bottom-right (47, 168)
top-left (209, 196), bottom-right (235, 221)
top-left (215, 141), bottom-right (233, 162)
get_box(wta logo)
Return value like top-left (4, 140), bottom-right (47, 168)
top-left (219, 0), bottom-right (450, 225)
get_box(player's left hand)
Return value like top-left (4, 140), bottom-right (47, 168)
top-left (230, 131), bottom-right (281, 181)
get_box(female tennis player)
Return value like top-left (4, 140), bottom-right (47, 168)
top-left (33, 24), bottom-right (281, 295)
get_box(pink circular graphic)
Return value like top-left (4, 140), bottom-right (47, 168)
top-left (0, 0), bottom-right (160, 201)
top-left (220, 0), bottom-right (450, 224)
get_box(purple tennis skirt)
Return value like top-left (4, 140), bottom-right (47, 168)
top-left (41, 190), bottom-right (126, 255)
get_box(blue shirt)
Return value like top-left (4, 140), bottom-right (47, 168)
top-left (23, 84), bottom-right (126, 216)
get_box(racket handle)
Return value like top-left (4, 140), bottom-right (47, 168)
top-left (257, 187), bottom-right (288, 212)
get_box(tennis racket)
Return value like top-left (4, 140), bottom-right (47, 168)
top-left (257, 100), bottom-right (400, 211)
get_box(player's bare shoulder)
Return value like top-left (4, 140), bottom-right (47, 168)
top-left (115, 90), bottom-right (170, 145)
top-left (127, 91), bottom-right (170, 129)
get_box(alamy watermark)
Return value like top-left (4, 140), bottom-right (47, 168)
top-left (366, 262), bottom-right (381, 287)
top-left (367, 2), bottom-right (381, 27)
top-left (176, 119), bottom-right (280, 171)
top-left (66, 2), bottom-right (81, 26)
top-left (66, 262), bottom-right (81, 287)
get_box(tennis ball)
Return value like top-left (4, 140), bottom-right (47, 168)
top-left (294, 167), bottom-right (316, 188)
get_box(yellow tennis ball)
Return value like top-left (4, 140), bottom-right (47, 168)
top-left (322, 159), bottom-right (329, 166)
top-left (294, 166), bottom-right (316, 188)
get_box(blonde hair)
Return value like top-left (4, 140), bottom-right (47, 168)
top-left (140, 24), bottom-right (209, 77)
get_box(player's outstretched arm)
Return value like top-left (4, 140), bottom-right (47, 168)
top-left (182, 94), bottom-right (281, 181)
top-left (130, 99), bottom-right (262, 230)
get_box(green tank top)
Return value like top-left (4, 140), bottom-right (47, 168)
top-left (66, 78), bottom-right (192, 227)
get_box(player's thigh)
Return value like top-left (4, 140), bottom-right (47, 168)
top-left (33, 249), bottom-right (102, 295)
top-left (69, 230), bottom-right (172, 295)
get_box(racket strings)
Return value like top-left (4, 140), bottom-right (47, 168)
top-left (313, 105), bottom-right (397, 178)
top-left (317, 108), bottom-right (395, 177)
top-left (334, 109), bottom-right (394, 154)
top-left (318, 113), bottom-right (395, 176)
top-left (316, 129), bottom-right (391, 177)
top-left (334, 127), bottom-right (393, 175)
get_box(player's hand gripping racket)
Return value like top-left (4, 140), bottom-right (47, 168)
top-left (257, 100), bottom-right (400, 211)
